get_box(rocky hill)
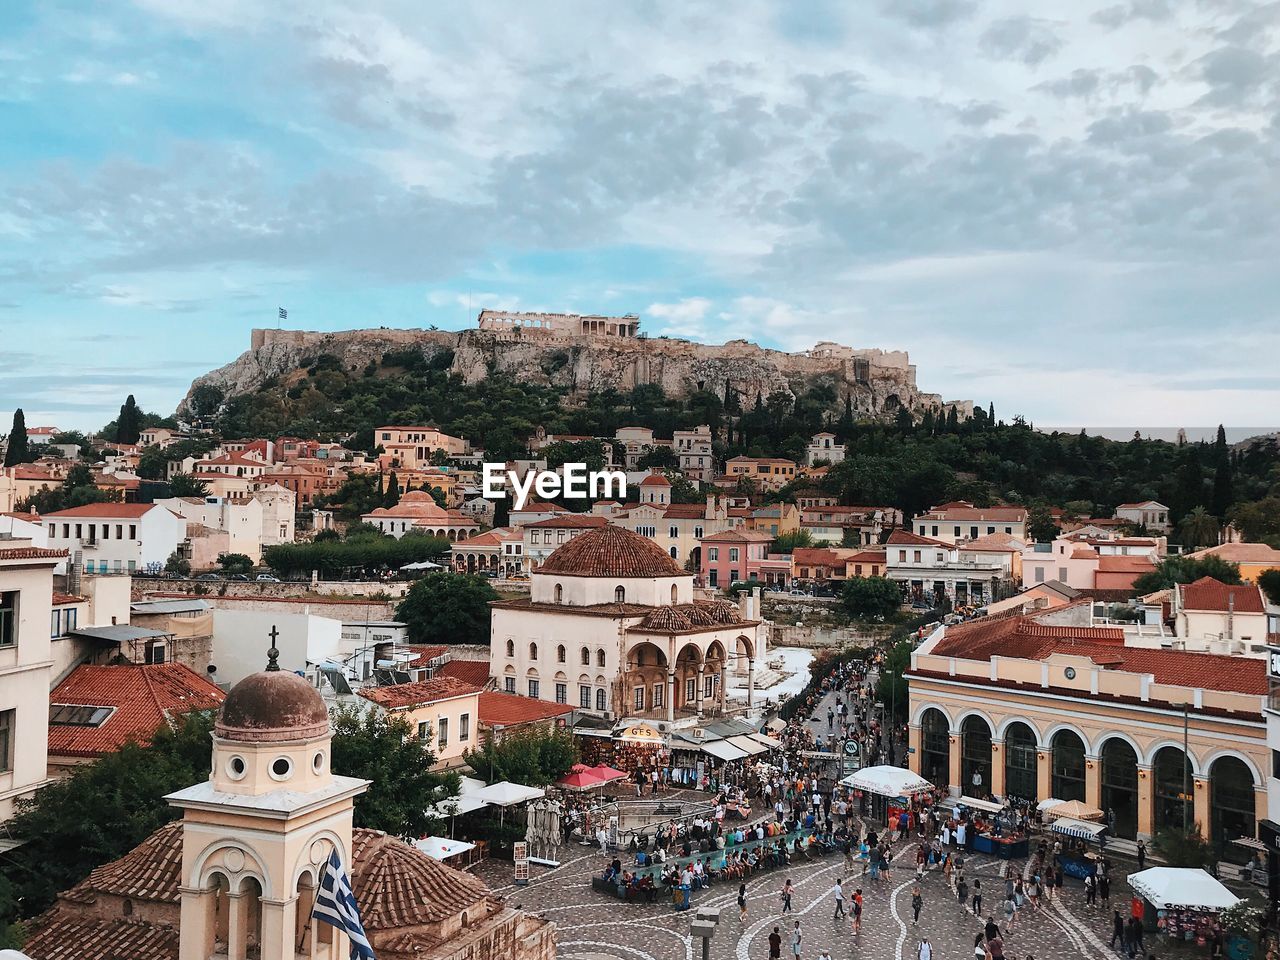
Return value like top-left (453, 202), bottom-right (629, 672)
top-left (180, 325), bottom-right (968, 422)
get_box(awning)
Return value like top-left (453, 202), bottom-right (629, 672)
top-left (1128, 867), bottom-right (1241, 912)
top-left (1051, 817), bottom-right (1108, 840)
top-left (425, 794), bottom-right (489, 818)
top-left (957, 795), bottom-right (1004, 814)
top-left (840, 765), bottom-right (933, 798)
top-left (727, 735), bottom-right (767, 757)
top-left (471, 781), bottom-right (545, 807)
top-left (701, 740), bottom-right (748, 762)
top-left (414, 837), bottom-right (476, 861)
top-left (750, 733), bottom-right (784, 750)
top-left (1232, 837), bottom-right (1268, 852)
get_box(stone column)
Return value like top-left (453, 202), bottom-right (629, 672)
top-left (908, 724), bottom-right (922, 775)
top-left (666, 670), bottom-right (676, 723)
top-left (1036, 749), bottom-right (1052, 803)
top-left (259, 895), bottom-right (298, 960)
top-left (1136, 765), bottom-right (1153, 838)
top-left (719, 662), bottom-right (728, 714)
top-left (177, 885), bottom-right (216, 960)
top-left (746, 658), bottom-right (755, 710)
top-left (990, 740), bottom-right (1005, 797)
top-left (695, 666), bottom-right (705, 719)
top-left (948, 734), bottom-right (961, 796)
top-left (1193, 775), bottom-right (1211, 840)
top-left (226, 890), bottom-right (248, 960)
top-left (1085, 755), bottom-right (1102, 811)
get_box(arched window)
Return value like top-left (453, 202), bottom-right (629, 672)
top-left (505, 639), bottom-right (515, 658)
top-left (581, 647), bottom-right (590, 666)
top-left (596, 688), bottom-right (607, 710)
top-left (554, 583), bottom-right (563, 604)
top-left (670, 547), bottom-right (678, 558)
top-left (529, 642), bottom-right (538, 660)
top-left (614, 585), bottom-right (626, 603)
top-left (671, 584), bottom-right (678, 603)
top-left (556, 644), bottom-right (566, 663)
top-left (597, 649), bottom-right (607, 668)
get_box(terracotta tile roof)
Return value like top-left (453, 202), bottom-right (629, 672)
top-left (363, 490), bottom-right (449, 520)
top-left (453, 527), bottom-right (513, 547)
top-left (662, 503), bottom-right (709, 519)
top-left (1097, 555), bottom-right (1156, 573)
top-left (791, 547), bottom-right (847, 566)
top-left (961, 533), bottom-right (1026, 553)
top-left (1116, 501), bottom-right (1167, 510)
top-left (357, 676), bottom-right (480, 710)
top-left (436, 659), bottom-right (493, 688)
top-left (41, 502), bottom-right (157, 519)
top-left (23, 914), bottom-right (180, 960)
top-left (887, 529), bottom-right (950, 547)
top-left (0, 546), bottom-right (67, 561)
top-left (62, 820), bottom-right (184, 906)
top-left (1178, 576), bottom-right (1265, 614)
top-left (524, 514), bottom-right (609, 529)
top-left (351, 828), bottom-right (490, 928)
top-left (48, 663), bottom-right (226, 759)
top-left (639, 473), bottom-right (672, 486)
top-left (929, 614), bottom-right (1267, 694)
top-left (1191, 542), bottom-right (1280, 565)
top-left (477, 691), bottom-right (573, 726)
top-left (918, 501), bottom-right (1028, 521)
top-left (51, 591), bottom-right (83, 606)
top-left (402, 644), bottom-right (448, 668)
top-left (537, 524), bottom-right (686, 578)
top-left (700, 528), bottom-right (774, 543)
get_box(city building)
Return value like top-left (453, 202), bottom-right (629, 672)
top-left (361, 490), bottom-right (479, 541)
top-left (478, 307), bottom-right (640, 338)
top-left (913, 501), bottom-right (1029, 544)
top-left (477, 690), bottom-right (573, 741)
top-left (375, 425), bottom-right (468, 471)
top-left (0, 544), bottom-right (65, 821)
top-left (209, 609), bottom-right (342, 688)
top-left (42, 502), bottom-right (186, 575)
top-left (673, 425), bottom-right (715, 480)
top-left (24, 663), bottom-right (557, 960)
top-left (357, 675), bottom-right (480, 769)
top-left (699, 528), bottom-right (777, 589)
top-left (800, 505), bottom-right (899, 546)
top-left (489, 525), bottom-right (767, 721)
top-left (1169, 576), bottom-right (1271, 654)
top-left (1187, 542), bottom-right (1280, 584)
top-left (615, 426), bottom-right (660, 469)
top-left (521, 514), bottom-right (609, 570)
top-left (885, 529), bottom-right (1014, 606)
top-left (908, 609), bottom-right (1268, 844)
top-left (611, 494), bottom-right (733, 568)
top-left (451, 526), bottom-right (523, 576)
top-left (1021, 537), bottom-right (1157, 595)
top-left (718, 456), bottom-right (797, 492)
top-left (1114, 500), bottom-right (1172, 534)
top-left (805, 432), bottom-right (846, 466)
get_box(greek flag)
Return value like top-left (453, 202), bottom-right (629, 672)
top-left (278, 307), bottom-right (288, 320)
top-left (312, 848), bottom-right (375, 959)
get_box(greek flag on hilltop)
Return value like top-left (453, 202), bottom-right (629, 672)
top-left (312, 848), bottom-right (375, 959)
top-left (278, 306), bottom-right (288, 320)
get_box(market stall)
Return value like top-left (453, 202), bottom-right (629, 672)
top-left (841, 765), bottom-right (933, 826)
top-left (1053, 816), bottom-right (1108, 877)
top-left (1128, 867), bottom-right (1241, 942)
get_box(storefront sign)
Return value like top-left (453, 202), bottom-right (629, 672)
top-left (514, 842), bottom-right (530, 885)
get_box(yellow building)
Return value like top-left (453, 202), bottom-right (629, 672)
top-left (1187, 542), bottom-right (1280, 584)
top-left (357, 675), bottom-right (480, 769)
top-left (907, 610), bottom-right (1268, 846)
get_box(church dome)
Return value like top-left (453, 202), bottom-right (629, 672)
top-left (215, 669), bottom-right (329, 743)
top-left (537, 525), bottom-right (686, 579)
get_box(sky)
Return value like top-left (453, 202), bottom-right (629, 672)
top-left (1, 0), bottom-right (1279, 433)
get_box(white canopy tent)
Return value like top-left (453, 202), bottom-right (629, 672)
top-left (400, 560), bottom-right (443, 571)
top-left (472, 781), bottom-right (546, 807)
top-left (727, 735), bottom-right (768, 757)
top-left (957, 795), bottom-right (1003, 814)
top-left (1128, 867), bottom-right (1241, 912)
top-left (1037, 798), bottom-right (1065, 812)
top-left (840, 765), bottom-right (933, 797)
top-left (702, 740), bottom-right (748, 762)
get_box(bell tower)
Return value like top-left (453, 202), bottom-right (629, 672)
top-left (167, 636), bottom-right (369, 960)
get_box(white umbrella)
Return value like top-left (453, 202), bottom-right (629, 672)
top-left (840, 765), bottom-right (933, 797)
top-left (414, 836), bottom-right (477, 862)
top-left (1128, 867), bottom-right (1241, 912)
top-left (1037, 798), bottom-right (1065, 812)
top-left (472, 781), bottom-right (546, 828)
top-left (400, 560), bottom-right (442, 570)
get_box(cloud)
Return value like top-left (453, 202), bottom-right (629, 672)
top-left (877, 0), bottom-right (977, 29)
top-left (980, 17), bottom-right (1064, 67)
top-left (1091, 0), bottom-right (1173, 29)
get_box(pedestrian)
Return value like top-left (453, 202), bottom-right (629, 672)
top-left (791, 920), bottom-right (803, 960)
top-left (832, 878), bottom-right (845, 919)
top-left (984, 915), bottom-right (1000, 942)
top-left (958, 874), bottom-right (968, 906)
top-left (853, 887), bottom-right (863, 933)
top-left (1136, 839), bottom-right (1146, 871)
top-left (781, 878), bottom-right (794, 914)
top-left (917, 938), bottom-right (932, 960)
top-left (972, 877), bottom-right (983, 916)
top-left (1099, 872), bottom-right (1111, 906)
top-left (1110, 910), bottom-right (1124, 949)
top-left (768, 927), bottom-right (782, 960)
top-left (1084, 872), bottom-right (1097, 906)
top-left (911, 885), bottom-right (923, 924)
top-left (738, 883), bottom-right (748, 921)
top-left (1003, 896), bottom-right (1016, 931)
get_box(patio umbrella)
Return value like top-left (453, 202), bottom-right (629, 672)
top-left (558, 771), bottom-right (606, 791)
top-left (1044, 799), bottom-right (1104, 821)
top-left (569, 763), bottom-right (595, 774)
top-left (839, 765), bottom-right (932, 798)
top-left (472, 781), bottom-right (546, 828)
top-left (587, 764), bottom-right (627, 783)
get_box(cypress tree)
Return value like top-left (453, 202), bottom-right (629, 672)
top-left (116, 395), bottom-right (142, 445)
top-left (1211, 424), bottom-right (1233, 517)
top-left (987, 401), bottom-right (995, 427)
top-left (384, 471), bottom-right (401, 507)
top-left (4, 408), bottom-right (31, 467)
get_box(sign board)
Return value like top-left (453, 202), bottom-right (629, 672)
top-left (843, 738), bottom-right (861, 757)
top-left (513, 842), bottom-right (529, 886)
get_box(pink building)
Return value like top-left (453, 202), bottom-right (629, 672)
top-left (700, 528), bottom-right (775, 589)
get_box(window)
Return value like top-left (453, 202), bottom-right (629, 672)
top-left (418, 721), bottom-right (431, 740)
top-left (581, 647), bottom-right (590, 665)
top-left (459, 713), bottom-right (470, 741)
top-left (504, 676), bottom-right (516, 693)
top-left (556, 644), bottom-right (566, 663)
top-left (597, 649), bottom-right (606, 668)
top-left (595, 688), bottom-right (607, 711)
top-left (0, 592), bottom-right (16, 648)
top-left (580, 685), bottom-right (592, 708)
top-left (145, 641), bottom-right (165, 665)
top-left (529, 642), bottom-right (538, 659)
top-left (685, 678), bottom-right (696, 703)
top-left (555, 683), bottom-right (567, 704)
top-left (653, 683), bottom-right (664, 707)
top-left (694, 526), bottom-right (703, 539)
top-left (49, 704), bottom-right (112, 727)
top-left (705, 675), bottom-right (715, 698)
top-left (614, 585), bottom-right (626, 603)
top-left (505, 639), bottom-right (515, 658)
top-left (554, 583), bottom-right (563, 604)
top-left (1035, 567), bottom-right (1046, 583)
top-left (634, 687), bottom-right (645, 711)
top-left (729, 548), bottom-right (739, 562)
top-left (931, 525), bottom-right (938, 536)
top-left (0, 710), bottom-right (13, 774)
top-left (708, 547), bottom-right (719, 561)
top-left (671, 584), bottom-right (678, 603)
top-left (709, 571), bottom-right (718, 587)
top-left (913, 550), bottom-right (922, 563)
top-left (528, 678), bottom-right (540, 698)
top-left (438, 716), bottom-right (449, 749)
top-left (669, 526), bottom-right (679, 539)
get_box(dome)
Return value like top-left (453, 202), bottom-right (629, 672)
top-left (537, 525), bottom-right (686, 579)
top-left (215, 670), bottom-right (329, 743)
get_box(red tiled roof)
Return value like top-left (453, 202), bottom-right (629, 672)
top-left (887, 529), bottom-right (950, 547)
top-left (23, 913), bottom-right (180, 960)
top-left (524, 514), bottom-right (609, 529)
top-left (919, 501), bottom-right (1028, 521)
top-left (537, 524), bottom-right (686, 578)
top-left (1191, 542), bottom-right (1280, 565)
top-left (41, 502), bottom-right (157, 519)
top-left (402, 644), bottom-right (448, 668)
top-left (929, 614), bottom-right (1267, 694)
top-left (436, 659), bottom-right (493, 688)
top-left (357, 676), bottom-right (480, 710)
top-left (48, 663), bottom-right (226, 759)
top-left (639, 474), bottom-right (671, 486)
top-left (701, 527), bottom-right (774, 543)
top-left (0, 547), bottom-right (67, 561)
top-left (1179, 576), bottom-right (1265, 614)
top-left (662, 503), bottom-right (709, 519)
top-left (51, 592), bottom-right (82, 606)
top-left (1097, 555), bottom-right (1156, 572)
top-left (477, 691), bottom-right (573, 726)
top-left (511, 500), bottom-right (568, 513)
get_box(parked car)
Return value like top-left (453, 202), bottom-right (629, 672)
top-left (195, 573), bottom-right (221, 581)
top-left (226, 573), bottom-right (250, 582)
top-left (256, 573), bottom-right (281, 583)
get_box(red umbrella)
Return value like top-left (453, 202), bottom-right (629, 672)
top-left (569, 762), bottom-right (594, 774)
top-left (587, 764), bottom-right (627, 783)
top-left (558, 771), bottom-right (605, 791)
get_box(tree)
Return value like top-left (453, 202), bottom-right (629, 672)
top-left (771, 529), bottom-right (814, 553)
top-left (395, 572), bottom-right (499, 644)
top-left (217, 553), bottom-right (254, 575)
top-left (424, 484), bottom-right (447, 508)
top-left (1152, 825), bottom-right (1214, 869)
top-left (463, 727), bottom-right (578, 787)
top-left (1131, 554), bottom-right (1242, 594)
top-left (19, 463), bottom-right (119, 514)
top-left (1228, 497), bottom-right (1280, 545)
top-left (3, 409), bottom-right (31, 467)
top-left (1211, 425), bottom-right (1233, 518)
top-left (1176, 506), bottom-right (1219, 550)
top-left (1258, 569), bottom-right (1280, 606)
top-left (164, 550), bottom-right (191, 577)
top-left (115, 394), bottom-right (143, 445)
top-left (841, 577), bottom-right (903, 621)
top-left (188, 383), bottom-right (224, 418)
top-left (168, 473), bottom-right (209, 498)
top-left (383, 471), bottom-right (401, 508)
top-left (329, 705), bottom-right (456, 838)
top-left (1026, 505), bottom-right (1060, 543)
